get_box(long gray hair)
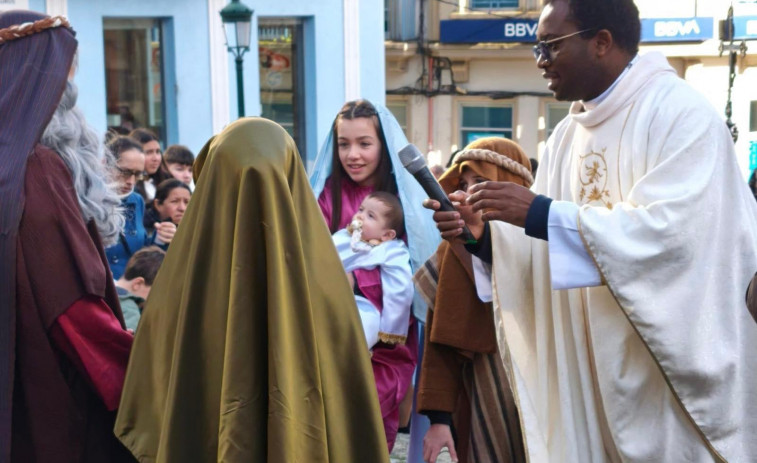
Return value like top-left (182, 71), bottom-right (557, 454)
top-left (40, 81), bottom-right (124, 245)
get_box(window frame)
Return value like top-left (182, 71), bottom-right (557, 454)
top-left (545, 101), bottom-right (571, 139)
top-left (103, 17), bottom-right (175, 144)
top-left (258, 18), bottom-right (307, 158)
top-left (456, 99), bottom-right (516, 148)
top-left (469, 0), bottom-right (520, 11)
top-left (386, 96), bottom-right (411, 140)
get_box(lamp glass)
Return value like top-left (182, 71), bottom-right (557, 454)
top-left (223, 21), bottom-right (237, 49)
top-left (236, 21), bottom-right (251, 49)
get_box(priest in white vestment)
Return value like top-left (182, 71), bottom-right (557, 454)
top-left (480, 50), bottom-right (757, 463)
top-left (424, 1), bottom-right (757, 462)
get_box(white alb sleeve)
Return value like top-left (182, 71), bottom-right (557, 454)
top-left (548, 201), bottom-right (602, 289)
top-left (472, 255), bottom-right (493, 303)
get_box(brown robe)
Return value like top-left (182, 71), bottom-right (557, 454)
top-left (415, 137), bottom-right (532, 463)
top-left (11, 145), bottom-right (135, 462)
top-left (416, 242), bottom-right (525, 463)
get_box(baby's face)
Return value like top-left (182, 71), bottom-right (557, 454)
top-left (352, 197), bottom-right (394, 242)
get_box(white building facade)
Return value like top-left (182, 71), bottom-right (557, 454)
top-left (386, 0), bottom-right (757, 178)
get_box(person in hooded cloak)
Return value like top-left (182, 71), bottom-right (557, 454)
top-left (115, 117), bottom-right (389, 462)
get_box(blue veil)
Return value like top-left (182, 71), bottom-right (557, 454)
top-left (309, 103), bottom-right (440, 322)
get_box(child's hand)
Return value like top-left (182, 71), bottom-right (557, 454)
top-left (423, 424), bottom-right (458, 462)
top-left (449, 190), bottom-right (485, 240)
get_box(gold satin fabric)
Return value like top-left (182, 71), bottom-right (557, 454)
top-left (115, 118), bottom-right (388, 462)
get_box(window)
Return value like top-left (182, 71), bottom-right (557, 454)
top-left (750, 100), bottom-right (757, 133)
top-left (387, 101), bottom-right (409, 138)
top-left (459, 104), bottom-right (513, 146)
top-left (386, 0), bottom-right (416, 41)
top-left (104, 18), bottom-right (167, 142)
top-left (546, 103), bottom-right (571, 137)
top-left (471, 0), bottom-right (519, 9)
top-left (259, 19), bottom-right (306, 156)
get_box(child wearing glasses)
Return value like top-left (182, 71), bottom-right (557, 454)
top-left (104, 136), bottom-right (175, 279)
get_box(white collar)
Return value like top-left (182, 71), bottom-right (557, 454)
top-left (581, 54), bottom-right (639, 111)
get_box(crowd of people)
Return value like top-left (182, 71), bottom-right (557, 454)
top-left (3, 1), bottom-right (757, 462)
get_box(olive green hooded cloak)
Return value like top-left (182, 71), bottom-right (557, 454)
top-left (115, 118), bottom-right (388, 462)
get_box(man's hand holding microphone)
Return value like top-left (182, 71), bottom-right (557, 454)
top-left (399, 143), bottom-right (536, 243)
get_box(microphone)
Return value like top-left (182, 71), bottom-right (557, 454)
top-left (398, 144), bottom-right (478, 244)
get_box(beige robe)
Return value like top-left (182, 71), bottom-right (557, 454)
top-left (490, 53), bottom-right (757, 462)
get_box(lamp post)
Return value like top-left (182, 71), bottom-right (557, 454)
top-left (220, 0), bottom-right (254, 118)
top-left (719, 5), bottom-right (748, 144)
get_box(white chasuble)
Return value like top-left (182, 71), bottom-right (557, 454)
top-left (490, 52), bottom-right (757, 463)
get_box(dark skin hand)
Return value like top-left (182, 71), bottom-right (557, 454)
top-left (423, 182), bottom-right (537, 242)
top-left (467, 181), bottom-right (536, 227)
top-left (423, 191), bottom-right (485, 242)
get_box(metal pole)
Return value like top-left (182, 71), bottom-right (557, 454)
top-left (235, 55), bottom-right (245, 118)
top-left (724, 5), bottom-right (738, 143)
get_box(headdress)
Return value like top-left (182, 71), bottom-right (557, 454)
top-left (0, 15), bottom-right (70, 44)
top-left (438, 136), bottom-right (534, 195)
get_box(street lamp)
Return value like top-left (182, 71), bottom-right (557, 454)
top-left (719, 5), bottom-right (747, 144)
top-left (220, 0), bottom-right (254, 118)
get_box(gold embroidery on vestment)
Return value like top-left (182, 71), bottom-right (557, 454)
top-left (578, 148), bottom-right (613, 209)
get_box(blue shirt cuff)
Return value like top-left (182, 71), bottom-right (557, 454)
top-left (525, 195), bottom-right (553, 241)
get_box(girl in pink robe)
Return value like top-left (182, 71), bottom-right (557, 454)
top-left (311, 100), bottom-right (440, 451)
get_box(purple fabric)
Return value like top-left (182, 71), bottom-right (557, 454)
top-left (0, 10), bottom-right (77, 462)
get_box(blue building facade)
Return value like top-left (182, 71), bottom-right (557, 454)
top-left (12, 0), bottom-right (385, 162)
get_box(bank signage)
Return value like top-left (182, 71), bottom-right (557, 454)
top-left (440, 18), bottom-right (539, 43)
top-left (440, 17), bottom-right (715, 44)
top-left (640, 17), bottom-right (713, 42)
top-left (734, 16), bottom-right (757, 40)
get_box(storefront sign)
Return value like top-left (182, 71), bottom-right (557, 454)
top-left (440, 18), bottom-right (539, 43)
top-left (0, 0), bottom-right (29, 11)
top-left (734, 16), bottom-right (757, 40)
top-left (441, 17), bottom-right (716, 44)
top-left (640, 17), bottom-right (713, 42)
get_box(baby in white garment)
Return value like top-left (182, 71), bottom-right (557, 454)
top-left (332, 192), bottom-right (414, 350)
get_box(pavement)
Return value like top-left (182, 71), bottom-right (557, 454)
top-left (390, 432), bottom-right (452, 463)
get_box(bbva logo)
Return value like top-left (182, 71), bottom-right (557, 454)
top-left (654, 19), bottom-right (701, 37)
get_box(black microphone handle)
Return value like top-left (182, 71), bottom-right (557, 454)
top-left (413, 169), bottom-right (478, 244)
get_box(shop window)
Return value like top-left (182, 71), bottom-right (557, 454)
top-left (387, 102), bottom-right (409, 138)
top-left (259, 19), bottom-right (306, 156)
top-left (104, 18), bottom-right (167, 142)
top-left (459, 104), bottom-right (513, 146)
top-left (471, 0), bottom-right (519, 9)
top-left (546, 103), bottom-right (570, 137)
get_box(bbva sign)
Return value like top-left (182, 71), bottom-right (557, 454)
top-left (641, 17), bottom-right (713, 42)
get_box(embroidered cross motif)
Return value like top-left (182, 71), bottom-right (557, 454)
top-left (578, 148), bottom-right (613, 209)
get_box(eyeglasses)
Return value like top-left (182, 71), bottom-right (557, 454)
top-left (532, 28), bottom-right (595, 63)
top-left (116, 166), bottom-right (145, 181)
